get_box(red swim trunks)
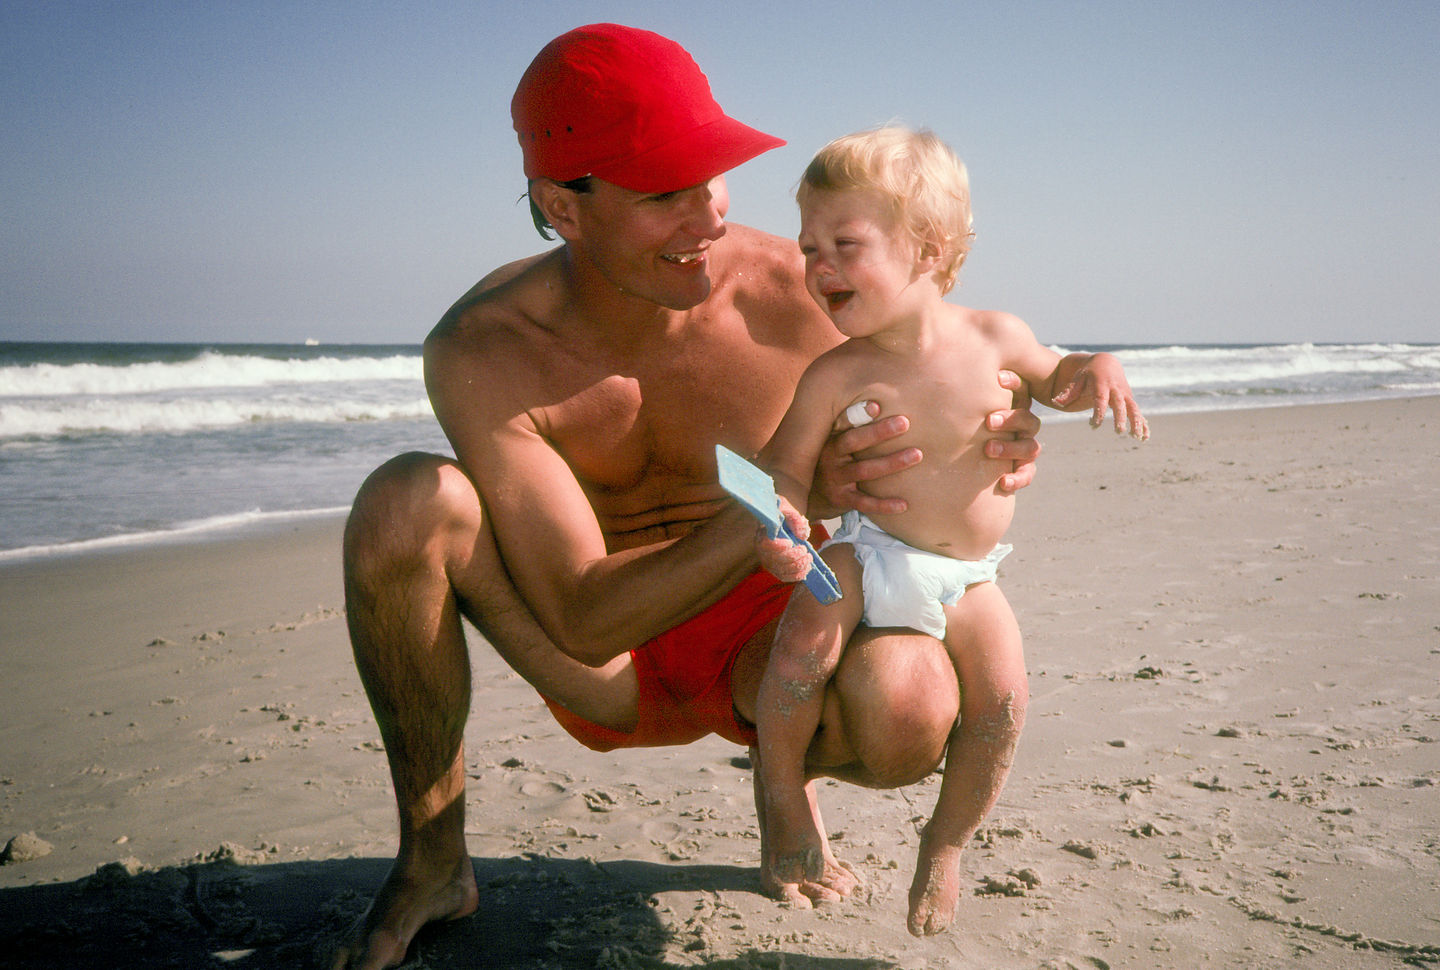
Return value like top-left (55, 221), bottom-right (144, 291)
top-left (542, 567), bottom-right (797, 751)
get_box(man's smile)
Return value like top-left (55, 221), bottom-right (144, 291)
top-left (661, 250), bottom-right (705, 265)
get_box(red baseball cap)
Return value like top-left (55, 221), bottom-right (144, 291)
top-left (511, 23), bottom-right (785, 194)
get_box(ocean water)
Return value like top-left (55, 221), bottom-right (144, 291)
top-left (2, 340), bottom-right (1437, 559)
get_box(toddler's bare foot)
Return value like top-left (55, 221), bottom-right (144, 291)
top-left (763, 845), bottom-right (861, 908)
top-left (908, 837), bottom-right (964, 936)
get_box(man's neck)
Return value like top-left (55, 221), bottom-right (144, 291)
top-left (557, 244), bottom-right (713, 347)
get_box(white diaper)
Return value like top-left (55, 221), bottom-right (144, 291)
top-left (821, 511), bottom-right (1011, 639)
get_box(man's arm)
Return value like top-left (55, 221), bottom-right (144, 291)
top-left (425, 331), bottom-right (757, 667)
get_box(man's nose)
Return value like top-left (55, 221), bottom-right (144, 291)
top-left (685, 181), bottom-right (727, 238)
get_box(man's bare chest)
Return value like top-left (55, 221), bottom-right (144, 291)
top-left (536, 347), bottom-right (799, 498)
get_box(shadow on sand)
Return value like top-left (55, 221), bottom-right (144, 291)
top-left (0, 852), bottom-right (896, 969)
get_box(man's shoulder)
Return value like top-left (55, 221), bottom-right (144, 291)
top-left (716, 223), bottom-right (822, 334)
top-left (429, 250), bottom-right (562, 352)
top-left (720, 223), bottom-right (805, 283)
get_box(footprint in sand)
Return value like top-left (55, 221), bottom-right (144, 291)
top-left (519, 778), bottom-right (567, 797)
top-left (642, 819), bottom-right (684, 842)
top-left (582, 788), bottom-right (620, 812)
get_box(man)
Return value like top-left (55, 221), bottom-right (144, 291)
top-left (331, 24), bottom-right (1040, 969)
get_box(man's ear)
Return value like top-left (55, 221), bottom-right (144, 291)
top-left (532, 179), bottom-right (583, 240)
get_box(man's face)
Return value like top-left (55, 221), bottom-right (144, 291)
top-left (570, 176), bottom-right (731, 311)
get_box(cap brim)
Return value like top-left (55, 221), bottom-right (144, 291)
top-left (591, 115), bottom-right (785, 194)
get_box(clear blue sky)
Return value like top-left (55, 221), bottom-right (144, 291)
top-left (4, 0), bottom-right (1437, 345)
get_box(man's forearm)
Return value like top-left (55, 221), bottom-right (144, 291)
top-left (543, 501), bottom-right (759, 665)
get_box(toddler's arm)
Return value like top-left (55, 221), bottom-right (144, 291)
top-left (985, 312), bottom-right (1148, 441)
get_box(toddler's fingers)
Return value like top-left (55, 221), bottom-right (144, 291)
top-left (1090, 395), bottom-right (1110, 430)
top-left (1110, 396), bottom-right (1130, 435)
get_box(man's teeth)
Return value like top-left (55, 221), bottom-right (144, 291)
top-left (662, 252), bottom-right (702, 264)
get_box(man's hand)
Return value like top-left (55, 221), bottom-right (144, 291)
top-left (810, 401), bottom-right (920, 518)
top-left (984, 370), bottom-right (1042, 493)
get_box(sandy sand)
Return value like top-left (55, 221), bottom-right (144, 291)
top-left (2, 397), bottom-right (1437, 969)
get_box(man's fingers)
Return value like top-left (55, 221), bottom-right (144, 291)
top-left (832, 414), bottom-right (909, 459)
top-left (832, 398), bottom-right (878, 432)
top-left (997, 368), bottom-right (1031, 406)
top-left (998, 464), bottom-right (1033, 494)
top-left (987, 407), bottom-right (1042, 438)
top-left (985, 435), bottom-right (1041, 462)
top-left (843, 489), bottom-right (909, 517)
top-left (843, 446), bottom-right (921, 487)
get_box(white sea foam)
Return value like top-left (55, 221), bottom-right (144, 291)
top-left (0, 349), bottom-right (432, 439)
top-left (1, 340), bottom-right (1435, 557)
top-left (0, 506), bottom-right (351, 563)
top-left (0, 351), bottom-right (422, 397)
top-left (0, 394), bottom-right (435, 438)
top-left (1098, 343), bottom-right (1440, 391)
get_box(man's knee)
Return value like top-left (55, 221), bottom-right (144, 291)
top-left (345, 452), bottom-right (480, 582)
top-left (834, 630), bottom-right (959, 789)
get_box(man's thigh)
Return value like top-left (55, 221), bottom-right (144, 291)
top-left (438, 462), bottom-right (641, 731)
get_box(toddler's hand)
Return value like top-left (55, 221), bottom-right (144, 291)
top-left (756, 496), bottom-right (812, 582)
top-left (1053, 354), bottom-right (1150, 441)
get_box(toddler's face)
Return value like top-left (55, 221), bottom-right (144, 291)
top-left (797, 188), bottom-right (923, 335)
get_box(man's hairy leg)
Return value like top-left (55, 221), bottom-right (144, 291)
top-left (331, 453), bottom-right (639, 968)
top-left (330, 453), bottom-right (481, 969)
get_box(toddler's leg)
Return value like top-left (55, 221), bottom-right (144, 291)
top-left (909, 582), bottom-right (1027, 936)
top-left (754, 544), bottom-right (864, 906)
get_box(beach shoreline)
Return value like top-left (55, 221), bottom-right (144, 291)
top-left (2, 397), bottom-right (1437, 968)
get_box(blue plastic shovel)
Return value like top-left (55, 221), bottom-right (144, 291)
top-left (714, 444), bottom-right (842, 605)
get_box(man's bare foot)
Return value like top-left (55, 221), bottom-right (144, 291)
top-left (907, 834), bottom-right (963, 936)
top-left (329, 854), bottom-right (479, 969)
